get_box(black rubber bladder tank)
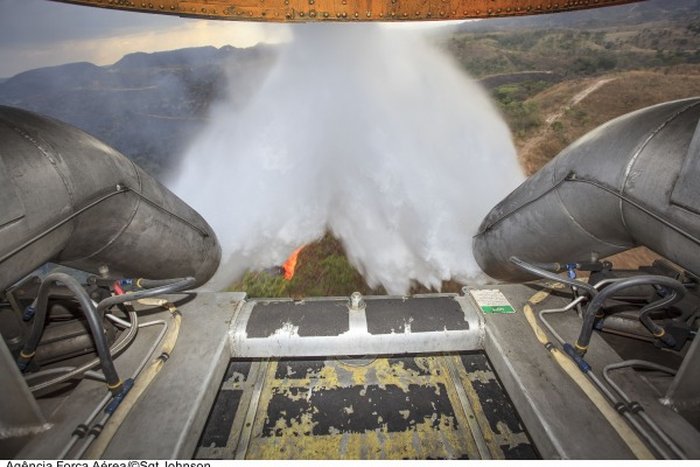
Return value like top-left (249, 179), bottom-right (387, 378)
top-left (0, 105), bottom-right (221, 290)
top-left (473, 97), bottom-right (700, 282)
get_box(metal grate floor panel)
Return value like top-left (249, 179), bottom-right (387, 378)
top-left (195, 352), bottom-right (538, 460)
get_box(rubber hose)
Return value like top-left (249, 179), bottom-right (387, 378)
top-left (576, 275), bottom-right (685, 353)
top-left (20, 273), bottom-right (122, 391)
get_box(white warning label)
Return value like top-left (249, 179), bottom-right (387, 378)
top-left (469, 289), bottom-right (515, 314)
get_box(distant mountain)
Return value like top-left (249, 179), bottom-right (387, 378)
top-left (456, 0), bottom-right (700, 32)
top-left (0, 45), bottom-right (275, 178)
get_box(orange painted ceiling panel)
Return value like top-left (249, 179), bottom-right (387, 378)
top-left (50, 0), bottom-right (644, 22)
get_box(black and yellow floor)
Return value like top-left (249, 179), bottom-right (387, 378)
top-left (195, 352), bottom-right (538, 460)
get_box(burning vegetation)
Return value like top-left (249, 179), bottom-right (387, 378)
top-left (282, 246), bottom-right (304, 281)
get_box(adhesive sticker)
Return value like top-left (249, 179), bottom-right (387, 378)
top-left (469, 289), bottom-right (515, 314)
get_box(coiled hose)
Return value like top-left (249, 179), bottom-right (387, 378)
top-left (18, 273), bottom-right (123, 393)
top-left (22, 275), bottom-right (195, 393)
top-left (29, 310), bottom-right (138, 393)
top-left (575, 276), bottom-right (686, 355)
top-left (509, 257), bottom-right (686, 354)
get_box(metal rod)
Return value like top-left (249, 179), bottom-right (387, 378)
top-left (510, 256), bottom-right (598, 297)
top-left (603, 361), bottom-right (685, 459)
top-left (535, 291), bottom-right (676, 459)
top-left (0, 188), bottom-right (127, 266)
top-left (64, 319), bottom-right (168, 459)
top-left (445, 355), bottom-right (492, 459)
top-left (235, 360), bottom-right (270, 460)
top-left (586, 371), bottom-right (673, 459)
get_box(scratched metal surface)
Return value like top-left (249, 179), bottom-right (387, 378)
top-left (195, 352), bottom-right (538, 459)
top-left (53, 1), bottom-right (643, 23)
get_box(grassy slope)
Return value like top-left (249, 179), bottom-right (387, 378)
top-left (517, 65), bottom-right (700, 174)
top-left (234, 12), bottom-right (700, 298)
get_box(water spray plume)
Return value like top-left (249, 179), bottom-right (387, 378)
top-left (169, 23), bottom-right (524, 295)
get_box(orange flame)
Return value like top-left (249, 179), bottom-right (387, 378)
top-left (282, 246), bottom-right (304, 281)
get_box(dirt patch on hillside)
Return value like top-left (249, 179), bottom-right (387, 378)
top-left (517, 65), bottom-right (700, 174)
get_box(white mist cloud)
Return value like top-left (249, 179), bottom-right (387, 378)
top-left (169, 23), bottom-right (524, 295)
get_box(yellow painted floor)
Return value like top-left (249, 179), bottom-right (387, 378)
top-left (196, 352), bottom-right (538, 460)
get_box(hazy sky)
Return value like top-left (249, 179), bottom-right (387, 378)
top-left (0, 0), bottom-right (461, 78)
top-left (0, 0), bottom-right (291, 77)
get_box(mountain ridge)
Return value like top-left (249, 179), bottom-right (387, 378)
top-left (0, 44), bottom-right (275, 177)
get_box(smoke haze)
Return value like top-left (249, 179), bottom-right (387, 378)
top-left (169, 24), bottom-right (524, 295)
